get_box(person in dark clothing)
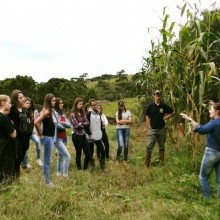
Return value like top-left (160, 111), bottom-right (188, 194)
top-left (86, 99), bottom-right (105, 170)
top-left (0, 95), bottom-right (17, 185)
top-left (71, 98), bottom-right (90, 170)
top-left (97, 104), bottom-right (110, 159)
top-left (145, 90), bottom-right (174, 168)
top-left (8, 90), bottom-right (32, 177)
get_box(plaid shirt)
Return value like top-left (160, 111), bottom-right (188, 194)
top-left (71, 113), bottom-right (89, 135)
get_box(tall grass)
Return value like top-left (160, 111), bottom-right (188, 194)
top-left (0, 123), bottom-right (220, 219)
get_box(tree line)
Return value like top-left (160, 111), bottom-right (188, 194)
top-left (0, 72), bottom-right (143, 111)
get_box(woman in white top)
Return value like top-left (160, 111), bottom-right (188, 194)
top-left (115, 100), bottom-right (131, 161)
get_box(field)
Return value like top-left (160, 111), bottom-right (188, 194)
top-left (1, 100), bottom-right (220, 219)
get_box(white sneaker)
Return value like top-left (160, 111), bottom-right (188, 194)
top-left (37, 159), bottom-right (43, 166)
top-left (56, 173), bottom-right (61, 176)
top-left (45, 182), bottom-right (55, 188)
top-left (26, 164), bottom-right (32, 169)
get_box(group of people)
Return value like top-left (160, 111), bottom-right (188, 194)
top-left (144, 90), bottom-right (220, 199)
top-left (0, 90), bottom-right (132, 188)
top-left (1, 88), bottom-right (220, 198)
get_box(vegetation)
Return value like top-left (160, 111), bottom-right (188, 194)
top-left (1, 2), bottom-right (220, 218)
top-left (139, 2), bottom-right (220, 168)
top-left (1, 124), bottom-right (220, 219)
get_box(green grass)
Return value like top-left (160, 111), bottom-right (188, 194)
top-left (86, 74), bottom-right (133, 89)
top-left (98, 97), bottom-right (140, 121)
top-left (1, 123), bottom-right (220, 219)
top-left (0, 99), bottom-right (219, 219)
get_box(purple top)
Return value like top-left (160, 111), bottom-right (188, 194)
top-left (71, 113), bottom-right (89, 135)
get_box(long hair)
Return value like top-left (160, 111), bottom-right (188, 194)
top-left (24, 96), bottom-right (34, 119)
top-left (117, 100), bottom-right (126, 120)
top-left (11, 89), bottom-right (22, 107)
top-left (43, 93), bottom-right (55, 118)
top-left (84, 102), bottom-right (90, 114)
top-left (72, 98), bottom-right (85, 117)
top-left (54, 98), bottom-right (63, 115)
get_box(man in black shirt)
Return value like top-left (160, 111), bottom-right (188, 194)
top-left (145, 90), bottom-right (174, 168)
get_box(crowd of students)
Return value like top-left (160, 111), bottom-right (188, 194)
top-left (1, 89), bottom-right (220, 199)
top-left (0, 90), bottom-right (132, 189)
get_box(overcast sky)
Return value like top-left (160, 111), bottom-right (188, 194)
top-left (0, 0), bottom-right (218, 83)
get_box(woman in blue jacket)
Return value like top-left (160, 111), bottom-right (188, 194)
top-left (53, 98), bottom-right (72, 178)
top-left (180, 102), bottom-right (220, 198)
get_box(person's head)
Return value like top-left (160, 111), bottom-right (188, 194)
top-left (23, 97), bottom-right (32, 110)
top-left (72, 98), bottom-right (84, 116)
top-left (55, 98), bottom-right (64, 114)
top-left (209, 102), bottom-right (220, 119)
top-left (0, 94), bottom-right (11, 115)
top-left (43, 93), bottom-right (56, 110)
top-left (118, 100), bottom-right (126, 112)
top-left (117, 100), bottom-right (126, 120)
top-left (89, 99), bottom-right (98, 112)
top-left (84, 102), bottom-right (90, 113)
top-left (153, 90), bottom-right (162, 103)
top-left (97, 104), bottom-right (103, 114)
top-left (11, 89), bottom-right (25, 108)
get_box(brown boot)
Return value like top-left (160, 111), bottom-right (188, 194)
top-left (145, 152), bottom-right (151, 168)
top-left (159, 151), bottom-right (165, 165)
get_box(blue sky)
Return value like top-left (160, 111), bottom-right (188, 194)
top-left (0, 0), bottom-right (218, 82)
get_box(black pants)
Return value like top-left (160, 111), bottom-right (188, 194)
top-left (72, 133), bottom-right (90, 170)
top-left (14, 135), bottom-right (30, 177)
top-left (89, 140), bottom-right (105, 169)
top-left (102, 129), bottom-right (110, 158)
top-left (0, 139), bottom-right (16, 184)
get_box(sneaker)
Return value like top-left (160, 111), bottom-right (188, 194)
top-left (45, 182), bottom-right (55, 188)
top-left (37, 159), bottom-right (43, 167)
top-left (56, 173), bottom-right (61, 176)
top-left (26, 164), bottom-right (32, 169)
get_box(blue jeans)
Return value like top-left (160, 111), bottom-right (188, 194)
top-left (116, 128), bottom-right (130, 160)
top-left (54, 138), bottom-right (71, 176)
top-left (31, 133), bottom-right (41, 159)
top-left (199, 147), bottom-right (220, 198)
top-left (41, 136), bottom-right (53, 184)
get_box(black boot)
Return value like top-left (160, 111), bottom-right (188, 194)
top-left (90, 158), bottom-right (95, 168)
top-left (145, 152), bottom-right (151, 168)
top-left (100, 159), bottom-right (105, 170)
top-left (159, 150), bottom-right (165, 165)
top-left (116, 147), bottom-right (122, 160)
top-left (124, 147), bottom-right (128, 161)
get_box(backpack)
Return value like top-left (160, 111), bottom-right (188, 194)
top-left (19, 111), bottom-right (33, 134)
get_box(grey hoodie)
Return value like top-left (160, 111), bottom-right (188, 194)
top-left (86, 109), bottom-right (102, 142)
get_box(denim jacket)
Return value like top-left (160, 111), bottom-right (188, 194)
top-left (53, 110), bottom-right (72, 143)
top-left (194, 118), bottom-right (220, 150)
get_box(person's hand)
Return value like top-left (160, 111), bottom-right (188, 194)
top-left (180, 113), bottom-right (191, 121)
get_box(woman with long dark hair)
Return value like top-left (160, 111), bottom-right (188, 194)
top-left (71, 98), bottom-right (90, 170)
top-left (54, 98), bottom-right (71, 177)
top-left (115, 100), bottom-right (131, 161)
top-left (9, 90), bottom-right (32, 177)
top-left (34, 93), bottom-right (56, 188)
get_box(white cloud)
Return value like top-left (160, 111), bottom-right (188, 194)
top-left (0, 0), bottom-right (218, 82)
